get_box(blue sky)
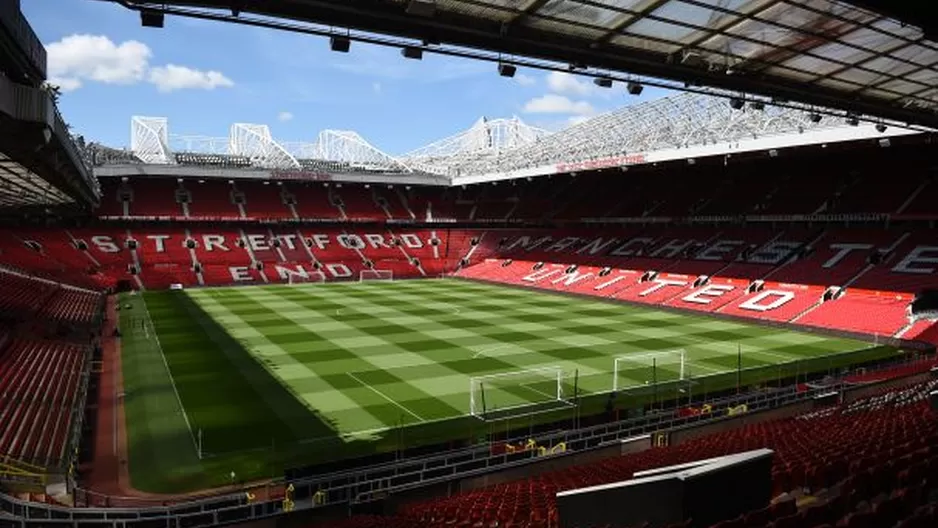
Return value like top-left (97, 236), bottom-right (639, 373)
top-left (24, 0), bottom-right (671, 155)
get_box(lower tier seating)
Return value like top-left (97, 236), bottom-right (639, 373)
top-left (0, 338), bottom-right (89, 467)
top-left (310, 379), bottom-right (938, 528)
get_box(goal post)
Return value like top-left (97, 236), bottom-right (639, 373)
top-left (359, 269), bottom-right (393, 282)
top-left (286, 271), bottom-right (327, 285)
top-left (613, 350), bottom-right (687, 392)
top-left (469, 366), bottom-right (573, 421)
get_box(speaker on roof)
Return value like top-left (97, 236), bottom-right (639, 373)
top-left (140, 8), bottom-right (164, 28)
top-left (330, 36), bottom-right (350, 53)
top-left (498, 63), bottom-right (516, 78)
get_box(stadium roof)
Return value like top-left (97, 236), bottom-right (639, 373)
top-left (95, 92), bottom-right (920, 185)
top-left (108, 0), bottom-right (938, 129)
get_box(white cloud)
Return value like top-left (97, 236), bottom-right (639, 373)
top-left (523, 94), bottom-right (595, 115)
top-left (372, 82), bottom-right (382, 94)
top-left (45, 34), bottom-right (234, 94)
top-left (47, 34), bottom-right (151, 91)
top-left (148, 64), bottom-right (234, 92)
top-left (567, 115), bottom-right (592, 126)
top-left (278, 111), bottom-right (294, 122)
top-left (515, 74), bottom-right (536, 86)
top-left (546, 71), bottom-right (595, 97)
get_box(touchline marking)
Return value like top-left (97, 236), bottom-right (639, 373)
top-left (140, 296), bottom-right (201, 458)
top-left (346, 372), bottom-right (426, 423)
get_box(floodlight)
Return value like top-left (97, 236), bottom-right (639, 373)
top-left (140, 9), bottom-right (164, 28)
top-left (729, 97), bottom-right (744, 110)
top-left (402, 46), bottom-right (423, 60)
top-left (593, 77), bottom-right (613, 88)
top-left (626, 82), bottom-right (643, 95)
top-left (498, 63), bottom-right (516, 78)
top-left (846, 113), bottom-right (859, 126)
top-left (876, 123), bottom-right (887, 133)
top-left (808, 113), bottom-right (822, 123)
top-left (330, 36), bottom-right (351, 53)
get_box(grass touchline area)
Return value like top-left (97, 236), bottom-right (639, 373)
top-left (117, 279), bottom-right (891, 493)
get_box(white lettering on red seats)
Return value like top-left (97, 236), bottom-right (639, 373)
top-left (247, 234), bottom-right (269, 251)
top-left (325, 263), bottom-right (352, 278)
top-left (364, 234), bottom-right (388, 248)
top-left (682, 284), bottom-right (735, 304)
top-left (610, 237), bottom-right (653, 257)
top-left (639, 278), bottom-right (686, 297)
top-left (504, 236), bottom-right (552, 252)
top-left (400, 234), bottom-right (423, 249)
top-left (202, 235), bottom-right (229, 252)
top-left (576, 237), bottom-right (619, 255)
top-left (892, 246), bottom-right (938, 275)
top-left (279, 234), bottom-right (299, 250)
top-left (146, 234), bottom-right (170, 252)
top-left (823, 243), bottom-right (873, 268)
top-left (738, 290), bottom-right (795, 312)
top-left (522, 268), bottom-right (562, 282)
top-left (749, 241), bottom-right (800, 265)
top-left (545, 237), bottom-right (581, 252)
top-left (274, 264), bottom-right (309, 280)
top-left (230, 266), bottom-right (253, 282)
top-left (594, 275), bottom-right (631, 290)
top-left (651, 239), bottom-right (697, 259)
top-left (310, 234), bottom-right (330, 249)
top-left (551, 270), bottom-right (593, 286)
top-left (338, 234), bottom-right (365, 250)
top-left (91, 236), bottom-right (120, 253)
top-left (696, 240), bottom-right (742, 261)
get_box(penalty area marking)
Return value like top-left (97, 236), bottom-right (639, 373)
top-left (346, 372), bottom-right (426, 423)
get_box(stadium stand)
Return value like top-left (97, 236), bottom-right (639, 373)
top-left (307, 378), bottom-right (938, 528)
top-left (0, 338), bottom-right (89, 467)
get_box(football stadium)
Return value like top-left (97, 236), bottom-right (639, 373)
top-left (1, 0), bottom-right (938, 527)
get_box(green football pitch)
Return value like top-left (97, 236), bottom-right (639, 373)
top-left (117, 279), bottom-right (894, 493)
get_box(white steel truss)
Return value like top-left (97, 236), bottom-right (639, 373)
top-left (429, 92), bottom-right (845, 177)
top-left (229, 123), bottom-right (300, 169)
top-left (130, 116), bottom-right (174, 165)
top-left (404, 117), bottom-right (548, 175)
top-left (313, 130), bottom-right (411, 173)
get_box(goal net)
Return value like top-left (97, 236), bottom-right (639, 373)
top-left (469, 366), bottom-right (572, 421)
top-left (613, 350), bottom-right (687, 392)
top-left (286, 271), bottom-right (326, 285)
top-left (360, 270), bottom-right (393, 282)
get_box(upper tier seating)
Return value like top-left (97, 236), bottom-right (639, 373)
top-left (184, 180), bottom-right (242, 218)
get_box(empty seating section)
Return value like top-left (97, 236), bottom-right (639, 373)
top-left (95, 179), bottom-right (125, 217)
top-left (901, 178), bottom-right (938, 216)
top-left (292, 185), bottom-right (342, 219)
top-left (0, 338), bottom-right (88, 466)
top-left (185, 180), bottom-right (241, 218)
top-left (0, 273), bottom-right (57, 317)
top-left (798, 290), bottom-right (912, 336)
top-left (125, 179), bottom-right (182, 217)
top-left (316, 380), bottom-right (938, 528)
top-left (241, 181), bottom-right (294, 219)
top-left (833, 176), bottom-right (925, 214)
top-left (769, 230), bottom-right (903, 287)
top-left (336, 187), bottom-right (385, 220)
top-left (851, 233), bottom-right (938, 292)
